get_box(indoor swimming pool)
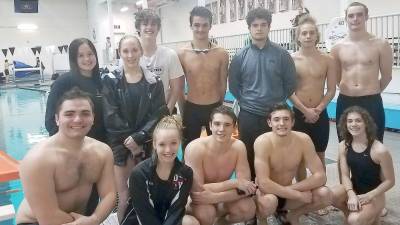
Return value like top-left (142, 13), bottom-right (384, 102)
top-left (0, 88), bottom-right (48, 225)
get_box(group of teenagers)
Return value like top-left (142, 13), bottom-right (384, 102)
top-left (15, 1), bottom-right (395, 225)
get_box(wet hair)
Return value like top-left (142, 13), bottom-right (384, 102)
top-left (134, 9), bottom-right (161, 36)
top-left (267, 102), bottom-right (294, 120)
top-left (345, 1), bottom-right (369, 18)
top-left (210, 105), bottom-right (237, 126)
top-left (338, 106), bottom-right (377, 147)
top-left (118, 35), bottom-right (143, 53)
top-left (246, 7), bottom-right (272, 28)
top-left (189, 6), bottom-right (213, 26)
top-left (295, 15), bottom-right (320, 46)
top-left (68, 38), bottom-right (100, 79)
top-left (55, 87), bottom-right (94, 114)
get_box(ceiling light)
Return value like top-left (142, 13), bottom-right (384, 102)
top-left (120, 6), bottom-right (128, 12)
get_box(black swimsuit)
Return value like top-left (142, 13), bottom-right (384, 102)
top-left (346, 143), bottom-right (381, 194)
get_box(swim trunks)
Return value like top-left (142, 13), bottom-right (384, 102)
top-left (293, 107), bottom-right (329, 152)
top-left (182, 101), bottom-right (221, 150)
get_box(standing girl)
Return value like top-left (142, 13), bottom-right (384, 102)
top-left (45, 38), bottom-right (106, 142)
top-left (102, 35), bottom-right (168, 222)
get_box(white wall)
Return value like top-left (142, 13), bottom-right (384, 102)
top-left (113, 11), bottom-right (137, 50)
top-left (87, 0), bottom-right (112, 67)
top-left (113, 12), bottom-right (136, 36)
top-left (0, 0), bottom-right (89, 75)
top-left (159, 0), bottom-right (197, 43)
top-left (303, 0), bottom-right (341, 24)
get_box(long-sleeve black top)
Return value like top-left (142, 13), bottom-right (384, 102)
top-left (45, 71), bottom-right (106, 142)
top-left (128, 157), bottom-right (193, 225)
top-left (101, 68), bottom-right (168, 147)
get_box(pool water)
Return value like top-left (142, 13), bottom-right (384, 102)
top-left (0, 88), bottom-right (48, 225)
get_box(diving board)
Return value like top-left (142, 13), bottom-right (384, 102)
top-left (0, 150), bottom-right (19, 183)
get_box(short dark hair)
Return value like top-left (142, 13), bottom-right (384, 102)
top-left (210, 105), bottom-right (237, 125)
top-left (338, 106), bottom-right (377, 147)
top-left (246, 7), bottom-right (272, 28)
top-left (68, 38), bottom-right (100, 79)
top-left (55, 87), bottom-right (94, 115)
top-left (189, 6), bottom-right (213, 26)
top-left (134, 9), bottom-right (161, 36)
top-left (295, 15), bottom-right (320, 46)
top-left (267, 102), bottom-right (294, 120)
top-left (345, 1), bottom-right (368, 17)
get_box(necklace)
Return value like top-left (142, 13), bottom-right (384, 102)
top-left (191, 41), bottom-right (212, 54)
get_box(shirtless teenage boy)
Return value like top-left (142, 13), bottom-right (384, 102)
top-left (254, 103), bottom-right (331, 225)
top-left (290, 15), bottom-right (336, 172)
top-left (185, 105), bottom-right (256, 225)
top-left (178, 6), bottom-right (229, 149)
top-left (331, 2), bottom-right (393, 142)
top-left (16, 87), bottom-right (116, 225)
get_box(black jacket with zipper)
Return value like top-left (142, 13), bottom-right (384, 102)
top-left (101, 67), bottom-right (169, 153)
top-left (126, 157), bottom-right (193, 225)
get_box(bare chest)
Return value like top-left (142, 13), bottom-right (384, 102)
top-left (268, 146), bottom-right (302, 174)
top-left (203, 154), bottom-right (236, 183)
top-left (295, 59), bottom-right (327, 82)
top-left (339, 44), bottom-right (379, 69)
top-left (54, 154), bottom-right (102, 192)
top-left (184, 54), bottom-right (222, 80)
